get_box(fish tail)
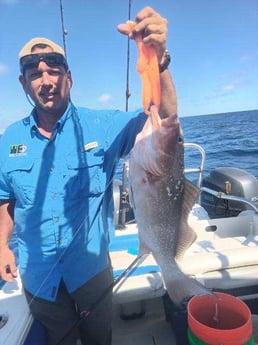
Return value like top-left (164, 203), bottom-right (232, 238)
top-left (164, 274), bottom-right (213, 306)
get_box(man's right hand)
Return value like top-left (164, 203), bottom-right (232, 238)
top-left (0, 247), bottom-right (17, 282)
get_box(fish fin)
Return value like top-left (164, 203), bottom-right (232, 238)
top-left (164, 274), bottom-right (213, 306)
top-left (182, 178), bottom-right (200, 219)
top-left (175, 179), bottom-right (200, 260)
top-left (139, 241), bottom-right (151, 255)
top-left (175, 222), bottom-right (197, 260)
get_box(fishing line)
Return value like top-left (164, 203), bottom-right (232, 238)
top-left (4, 127), bottom-right (130, 345)
top-left (55, 254), bottom-right (143, 345)
top-left (26, 102), bottom-right (127, 304)
top-left (26, 93), bottom-right (35, 107)
top-left (27, 173), bottom-right (113, 307)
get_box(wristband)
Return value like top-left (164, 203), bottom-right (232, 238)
top-left (159, 49), bottom-right (171, 73)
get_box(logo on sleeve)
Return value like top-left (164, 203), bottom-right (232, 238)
top-left (9, 144), bottom-right (27, 157)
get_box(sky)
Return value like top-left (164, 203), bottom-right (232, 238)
top-left (0, 0), bottom-right (257, 133)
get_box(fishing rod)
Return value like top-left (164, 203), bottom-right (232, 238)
top-left (55, 254), bottom-right (144, 345)
top-left (59, 0), bottom-right (68, 57)
top-left (119, 0), bottom-right (132, 229)
top-left (125, 0), bottom-right (132, 112)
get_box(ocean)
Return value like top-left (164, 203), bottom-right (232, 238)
top-left (181, 109), bottom-right (258, 179)
top-left (0, 109), bottom-right (257, 288)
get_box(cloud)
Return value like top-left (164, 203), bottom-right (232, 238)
top-left (219, 71), bottom-right (247, 93)
top-left (240, 51), bottom-right (258, 62)
top-left (0, 63), bottom-right (9, 75)
top-left (97, 93), bottom-right (112, 104)
top-left (223, 83), bottom-right (236, 91)
top-left (222, 79), bottom-right (244, 92)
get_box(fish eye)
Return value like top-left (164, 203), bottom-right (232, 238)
top-left (177, 135), bottom-right (183, 143)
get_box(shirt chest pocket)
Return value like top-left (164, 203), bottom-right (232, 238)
top-left (66, 149), bottom-right (106, 198)
top-left (2, 158), bottom-right (38, 204)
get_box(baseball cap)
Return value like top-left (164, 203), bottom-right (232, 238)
top-left (19, 37), bottom-right (68, 74)
top-left (19, 37), bottom-right (66, 59)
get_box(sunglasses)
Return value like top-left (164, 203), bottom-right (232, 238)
top-left (20, 52), bottom-right (68, 74)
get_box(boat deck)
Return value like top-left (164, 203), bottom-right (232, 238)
top-left (112, 297), bottom-right (176, 345)
top-left (112, 297), bottom-right (258, 345)
top-left (1, 208), bottom-right (258, 344)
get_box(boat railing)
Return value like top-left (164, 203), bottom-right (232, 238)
top-left (117, 142), bottom-right (206, 228)
top-left (183, 142), bottom-right (206, 188)
top-left (201, 187), bottom-right (258, 214)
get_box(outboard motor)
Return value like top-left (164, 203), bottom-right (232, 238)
top-left (201, 167), bottom-right (258, 218)
top-left (113, 179), bottom-right (134, 228)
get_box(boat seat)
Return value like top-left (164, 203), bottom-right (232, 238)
top-left (180, 236), bottom-right (258, 291)
top-left (111, 245), bottom-right (258, 305)
top-left (0, 274), bottom-right (33, 345)
top-left (110, 212), bottom-right (258, 304)
top-left (111, 250), bottom-right (165, 304)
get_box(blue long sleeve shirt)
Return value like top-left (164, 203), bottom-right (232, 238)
top-left (0, 103), bottom-right (146, 301)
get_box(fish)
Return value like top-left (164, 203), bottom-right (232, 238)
top-left (129, 105), bottom-right (212, 306)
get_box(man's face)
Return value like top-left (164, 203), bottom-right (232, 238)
top-left (19, 47), bottom-right (72, 116)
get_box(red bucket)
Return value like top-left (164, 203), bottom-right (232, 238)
top-left (187, 292), bottom-right (253, 345)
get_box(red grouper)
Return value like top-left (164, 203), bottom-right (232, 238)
top-left (129, 105), bottom-right (212, 305)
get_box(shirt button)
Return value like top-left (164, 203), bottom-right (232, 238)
top-left (54, 216), bottom-right (60, 222)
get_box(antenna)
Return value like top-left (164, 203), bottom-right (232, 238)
top-left (125, 0), bottom-right (132, 112)
top-left (59, 0), bottom-right (68, 58)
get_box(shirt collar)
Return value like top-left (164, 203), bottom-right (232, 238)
top-left (28, 102), bottom-right (74, 136)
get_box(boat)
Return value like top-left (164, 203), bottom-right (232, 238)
top-left (1, 142), bottom-right (258, 345)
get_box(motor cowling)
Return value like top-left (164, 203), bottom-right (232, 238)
top-left (201, 167), bottom-right (258, 218)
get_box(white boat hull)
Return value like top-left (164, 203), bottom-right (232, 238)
top-left (1, 205), bottom-right (258, 344)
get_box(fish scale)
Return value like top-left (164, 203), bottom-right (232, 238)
top-left (129, 105), bottom-right (212, 305)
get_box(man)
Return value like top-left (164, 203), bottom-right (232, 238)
top-left (0, 6), bottom-right (177, 345)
